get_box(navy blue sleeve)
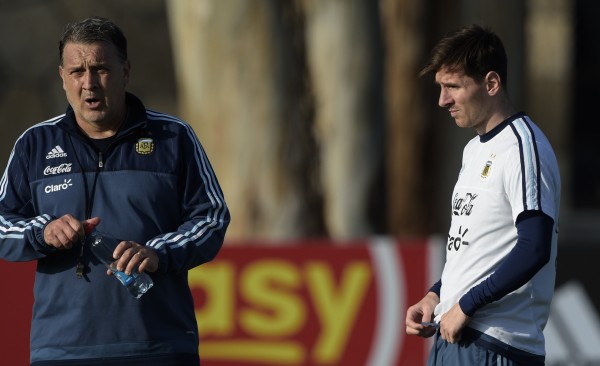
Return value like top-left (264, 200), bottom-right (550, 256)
top-left (429, 279), bottom-right (442, 297)
top-left (458, 211), bottom-right (554, 316)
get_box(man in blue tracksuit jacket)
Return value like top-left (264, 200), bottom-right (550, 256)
top-left (0, 17), bottom-right (229, 365)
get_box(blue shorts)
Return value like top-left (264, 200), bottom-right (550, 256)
top-left (427, 328), bottom-right (544, 366)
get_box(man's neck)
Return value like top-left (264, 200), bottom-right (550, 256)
top-left (76, 110), bottom-right (126, 139)
top-left (476, 98), bottom-right (517, 135)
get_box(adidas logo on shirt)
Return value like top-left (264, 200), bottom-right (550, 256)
top-left (46, 145), bottom-right (67, 159)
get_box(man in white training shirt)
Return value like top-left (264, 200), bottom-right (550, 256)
top-left (405, 24), bottom-right (560, 365)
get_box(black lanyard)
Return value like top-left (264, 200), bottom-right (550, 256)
top-left (68, 135), bottom-right (105, 279)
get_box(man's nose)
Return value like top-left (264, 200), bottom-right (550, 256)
top-left (82, 71), bottom-right (97, 89)
top-left (438, 89), bottom-right (452, 108)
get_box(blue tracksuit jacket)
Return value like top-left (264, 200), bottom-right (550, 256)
top-left (0, 93), bottom-right (230, 363)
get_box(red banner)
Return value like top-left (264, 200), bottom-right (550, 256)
top-left (0, 238), bottom-right (439, 365)
top-left (0, 260), bottom-right (35, 366)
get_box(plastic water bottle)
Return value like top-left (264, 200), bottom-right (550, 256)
top-left (85, 227), bottom-right (153, 298)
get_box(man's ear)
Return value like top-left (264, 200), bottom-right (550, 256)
top-left (122, 60), bottom-right (131, 86)
top-left (59, 66), bottom-right (67, 91)
top-left (485, 71), bottom-right (502, 96)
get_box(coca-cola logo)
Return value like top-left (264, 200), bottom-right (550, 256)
top-left (43, 163), bottom-right (72, 176)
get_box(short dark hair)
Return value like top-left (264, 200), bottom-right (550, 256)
top-left (59, 16), bottom-right (128, 65)
top-left (420, 24), bottom-right (508, 86)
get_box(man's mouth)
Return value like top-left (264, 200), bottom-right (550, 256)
top-left (85, 97), bottom-right (101, 108)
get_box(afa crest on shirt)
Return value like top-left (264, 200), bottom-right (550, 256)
top-left (136, 138), bottom-right (154, 155)
top-left (480, 153), bottom-right (496, 179)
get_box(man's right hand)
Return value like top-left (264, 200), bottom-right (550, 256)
top-left (405, 292), bottom-right (440, 338)
top-left (43, 215), bottom-right (100, 250)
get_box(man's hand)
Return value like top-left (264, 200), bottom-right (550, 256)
top-left (439, 303), bottom-right (471, 343)
top-left (44, 215), bottom-right (100, 250)
top-left (405, 292), bottom-right (440, 338)
top-left (112, 241), bottom-right (159, 275)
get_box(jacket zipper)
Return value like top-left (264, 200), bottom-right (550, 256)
top-left (70, 125), bottom-right (139, 279)
top-left (75, 150), bottom-right (105, 279)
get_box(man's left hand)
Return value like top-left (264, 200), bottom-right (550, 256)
top-left (111, 241), bottom-right (159, 275)
top-left (440, 303), bottom-right (471, 343)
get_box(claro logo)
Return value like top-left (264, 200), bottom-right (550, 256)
top-left (44, 163), bottom-right (72, 176)
top-left (45, 179), bottom-right (73, 193)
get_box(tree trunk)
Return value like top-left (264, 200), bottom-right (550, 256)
top-left (302, 0), bottom-right (384, 239)
top-left (166, 0), bottom-right (323, 240)
top-left (379, 0), bottom-right (428, 235)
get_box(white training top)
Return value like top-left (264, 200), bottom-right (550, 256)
top-left (435, 114), bottom-right (561, 356)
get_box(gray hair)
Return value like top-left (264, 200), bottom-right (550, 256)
top-left (59, 16), bottom-right (128, 65)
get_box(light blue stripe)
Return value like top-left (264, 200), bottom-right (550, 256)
top-left (0, 149), bottom-right (15, 200)
top-left (0, 115), bottom-right (64, 201)
top-left (144, 111), bottom-right (227, 250)
top-left (514, 118), bottom-right (538, 210)
top-left (0, 214), bottom-right (51, 240)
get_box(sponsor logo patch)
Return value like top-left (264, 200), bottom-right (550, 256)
top-left (46, 145), bottom-right (67, 159)
top-left (44, 163), bottom-right (72, 176)
top-left (44, 179), bottom-right (73, 193)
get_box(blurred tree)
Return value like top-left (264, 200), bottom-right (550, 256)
top-left (379, 0), bottom-right (428, 235)
top-left (167, 0), bottom-right (427, 240)
top-left (167, 0), bottom-right (324, 240)
top-left (302, 0), bottom-right (384, 239)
